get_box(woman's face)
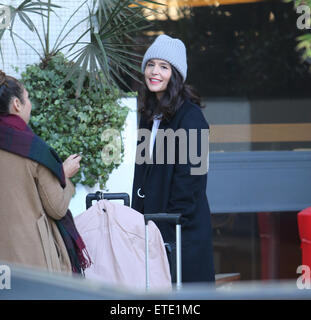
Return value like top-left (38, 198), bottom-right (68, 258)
top-left (144, 59), bottom-right (172, 99)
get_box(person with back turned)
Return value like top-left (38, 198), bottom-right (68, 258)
top-left (0, 70), bottom-right (91, 275)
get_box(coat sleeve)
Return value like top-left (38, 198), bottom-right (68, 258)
top-left (166, 107), bottom-right (209, 225)
top-left (36, 164), bottom-right (75, 220)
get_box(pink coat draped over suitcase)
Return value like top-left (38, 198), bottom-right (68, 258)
top-left (74, 199), bottom-right (172, 290)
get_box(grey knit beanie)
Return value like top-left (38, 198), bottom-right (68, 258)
top-left (141, 34), bottom-right (187, 82)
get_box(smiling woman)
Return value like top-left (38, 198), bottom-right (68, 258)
top-left (144, 59), bottom-right (172, 99)
top-left (132, 34), bottom-right (215, 283)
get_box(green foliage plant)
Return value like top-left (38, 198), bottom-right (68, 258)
top-left (21, 53), bottom-right (129, 189)
top-left (0, 0), bottom-right (161, 96)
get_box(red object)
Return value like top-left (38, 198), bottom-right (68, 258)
top-left (297, 207), bottom-right (311, 268)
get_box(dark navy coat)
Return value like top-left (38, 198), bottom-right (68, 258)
top-left (131, 99), bottom-right (215, 283)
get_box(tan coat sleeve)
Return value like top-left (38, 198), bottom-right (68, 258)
top-left (36, 164), bottom-right (75, 220)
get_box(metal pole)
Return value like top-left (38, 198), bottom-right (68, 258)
top-left (145, 223), bottom-right (150, 291)
top-left (176, 224), bottom-right (182, 290)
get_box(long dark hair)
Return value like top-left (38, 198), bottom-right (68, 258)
top-left (138, 65), bottom-right (204, 124)
top-left (0, 70), bottom-right (25, 114)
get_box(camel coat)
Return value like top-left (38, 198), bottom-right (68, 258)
top-left (0, 149), bottom-right (74, 274)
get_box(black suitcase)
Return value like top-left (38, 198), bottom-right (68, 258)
top-left (85, 191), bottom-right (182, 290)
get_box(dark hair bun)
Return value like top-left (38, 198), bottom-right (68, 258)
top-left (0, 70), bottom-right (6, 86)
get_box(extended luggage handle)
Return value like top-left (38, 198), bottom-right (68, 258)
top-left (86, 191), bottom-right (130, 209)
top-left (144, 213), bottom-right (182, 291)
top-left (144, 213), bottom-right (182, 225)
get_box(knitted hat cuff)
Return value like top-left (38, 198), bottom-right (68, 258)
top-left (141, 35), bottom-right (187, 82)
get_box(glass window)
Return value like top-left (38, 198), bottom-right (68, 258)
top-left (203, 98), bottom-right (311, 152)
top-left (212, 211), bottom-right (301, 281)
top-left (130, 0), bottom-right (311, 152)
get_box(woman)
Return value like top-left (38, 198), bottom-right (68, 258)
top-left (0, 71), bottom-right (90, 274)
top-left (132, 34), bottom-right (215, 283)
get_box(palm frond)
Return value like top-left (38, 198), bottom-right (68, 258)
top-left (60, 0), bottom-right (161, 95)
top-left (0, 1), bottom-right (60, 50)
top-left (10, 30), bottom-right (43, 59)
top-left (52, 0), bottom-right (88, 53)
top-left (0, 0), bottom-right (160, 95)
